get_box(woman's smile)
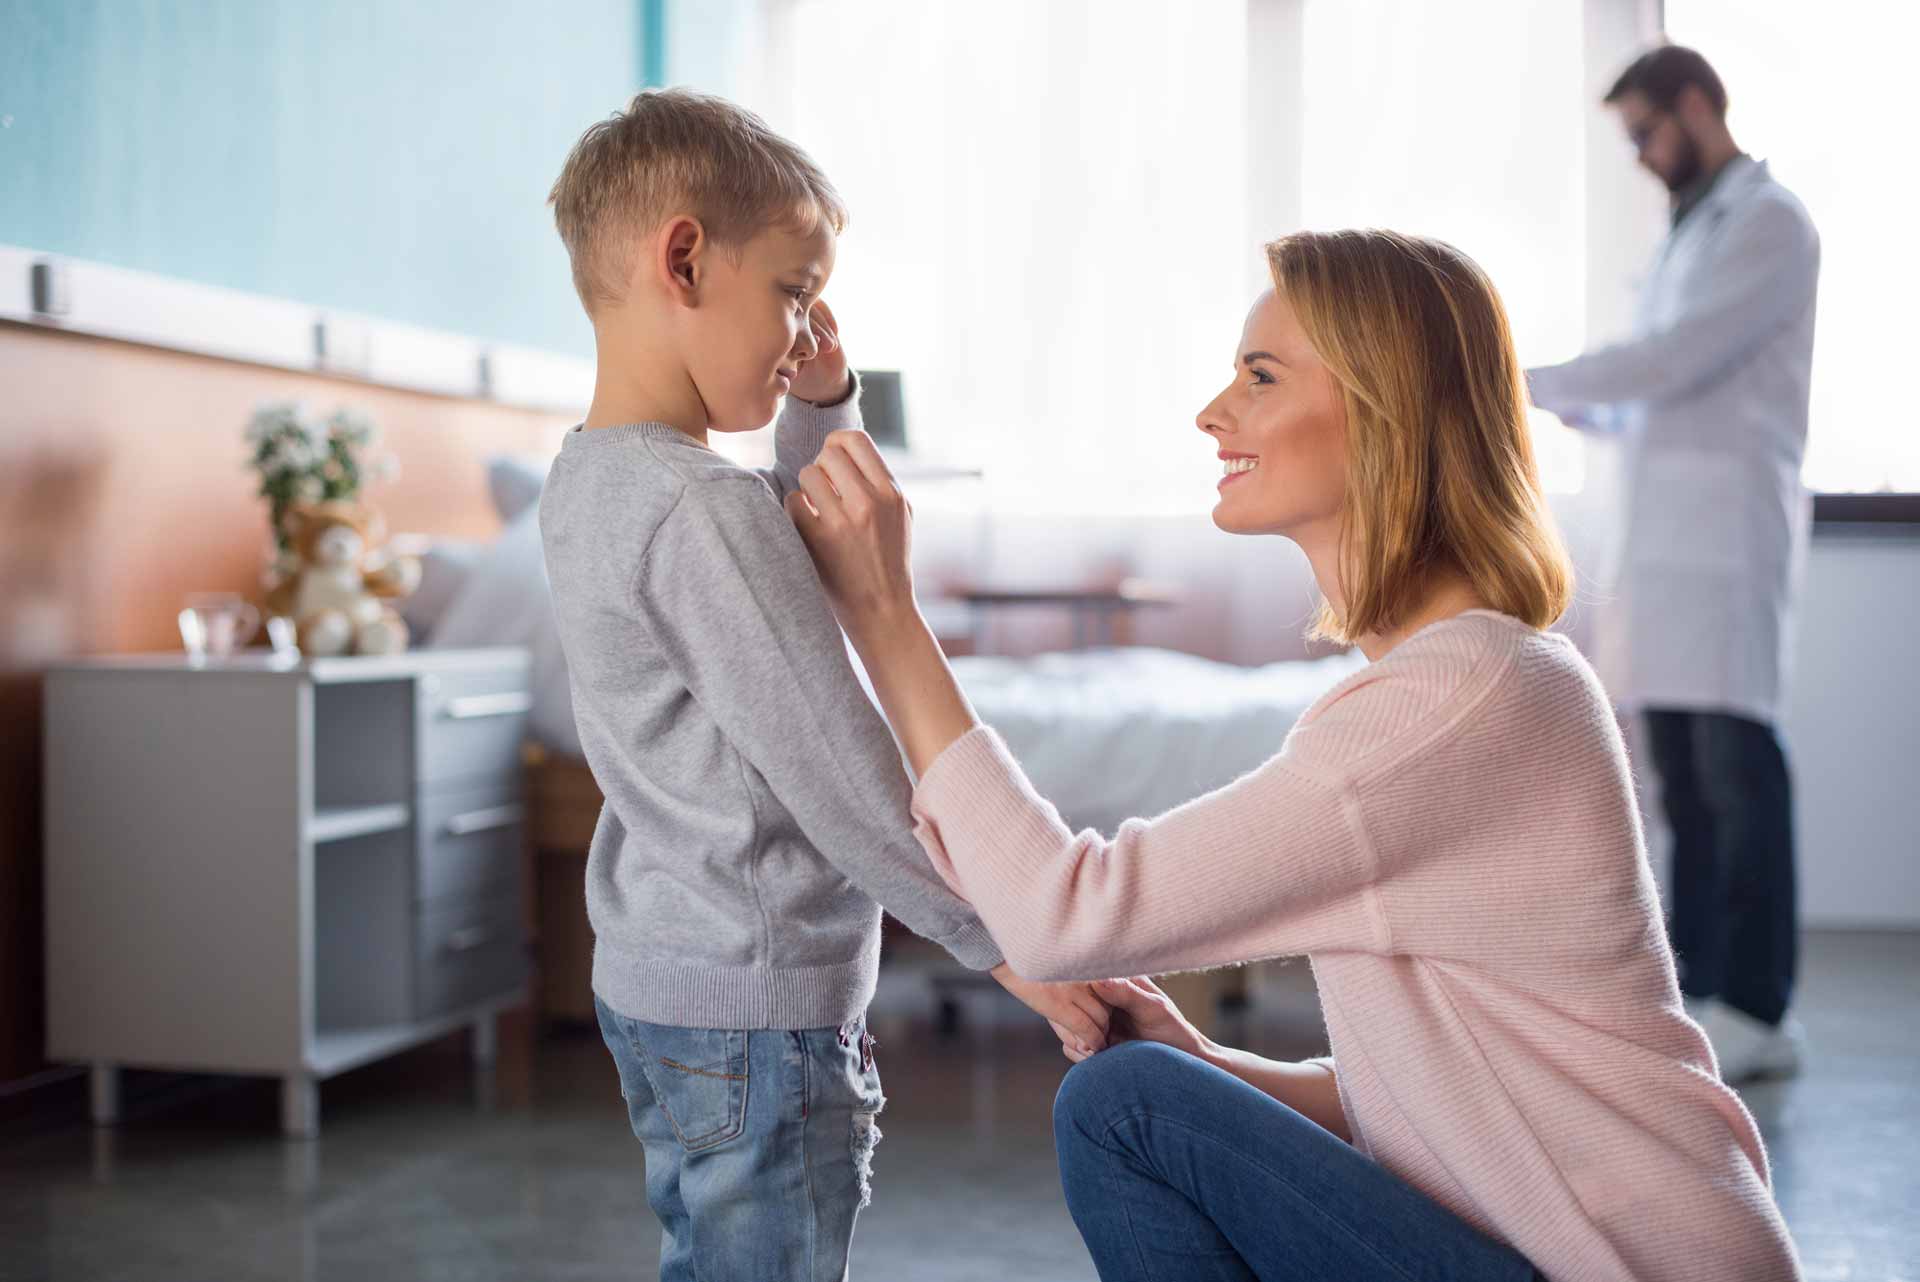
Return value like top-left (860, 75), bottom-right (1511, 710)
top-left (1218, 451), bottom-right (1260, 489)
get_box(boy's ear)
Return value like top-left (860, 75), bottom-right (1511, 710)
top-left (658, 215), bottom-right (705, 306)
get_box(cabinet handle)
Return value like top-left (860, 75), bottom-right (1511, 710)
top-left (444, 803), bottom-right (525, 837)
top-left (440, 691), bottom-right (532, 720)
top-left (443, 925), bottom-right (497, 954)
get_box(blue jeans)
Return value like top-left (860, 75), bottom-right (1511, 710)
top-left (595, 996), bottom-right (886, 1282)
top-left (1644, 709), bottom-right (1798, 1026)
top-left (1054, 1042), bottom-right (1543, 1281)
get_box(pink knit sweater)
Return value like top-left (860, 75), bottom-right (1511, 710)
top-left (910, 610), bottom-right (1798, 1282)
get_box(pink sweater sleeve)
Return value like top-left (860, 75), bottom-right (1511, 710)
top-left (909, 717), bottom-right (1388, 982)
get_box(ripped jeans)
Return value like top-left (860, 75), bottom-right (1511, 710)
top-left (595, 996), bottom-right (886, 1282)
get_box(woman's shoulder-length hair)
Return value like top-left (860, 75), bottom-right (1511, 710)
top-left (1267, 228), bottom-right (1574, 644)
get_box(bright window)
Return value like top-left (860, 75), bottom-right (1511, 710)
top-left (1666, 1), bottom-right (1920, 493)
top-left (712, 0), bottom-right (1597, 506)
top-left (726, 0), bottom-right (1253, 514)
top-left (1301, 0), bottom-right (1590, 494)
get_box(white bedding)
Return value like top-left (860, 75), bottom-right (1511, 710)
top-left (951, 647), bottom-right (1364, 834)
top-left (423, 493), bottom-right (1363, 832)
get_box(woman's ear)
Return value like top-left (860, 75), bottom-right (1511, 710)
top-left (658, 215), bottom-right (706, 306)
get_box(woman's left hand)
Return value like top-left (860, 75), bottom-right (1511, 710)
top-left (1061, 976), bottom-right (1213, 1065)
top-left (789, 429), bottom-right (979, 779)
top-left (785, 430), bottom-right (918, 642)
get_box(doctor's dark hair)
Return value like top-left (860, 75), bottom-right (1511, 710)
top-left (1604, 45), bottom-right (1728, 118)
top-left (1266, 230), bottom-right (1574, 644)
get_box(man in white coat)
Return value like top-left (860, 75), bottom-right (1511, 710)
top-left (1527, 45), bottom-right (1819, 1082)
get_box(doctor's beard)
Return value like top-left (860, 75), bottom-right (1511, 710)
top-left (1662, 132), bottom-right (1704, 193)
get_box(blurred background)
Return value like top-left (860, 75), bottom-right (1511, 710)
top-left (1, 2), bottom-right (1915, 1280)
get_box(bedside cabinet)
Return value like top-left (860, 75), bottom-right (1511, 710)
top-left (44, 648), bottom-right (533, 1137)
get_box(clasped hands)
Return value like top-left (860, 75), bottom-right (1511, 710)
top-left (991, 966), bottom-right (1210, 1064)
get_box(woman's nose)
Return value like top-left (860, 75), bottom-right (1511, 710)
top-left (1196, 394), bottom-right (1229, 437)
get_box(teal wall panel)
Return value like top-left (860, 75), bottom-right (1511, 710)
top-left (0, 0), bottom-right (645, 354)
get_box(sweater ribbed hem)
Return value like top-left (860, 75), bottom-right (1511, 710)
top-left (593, 937), bottom-right (882, 1031)
top-left (931, 917), bottom-right (1005, 972)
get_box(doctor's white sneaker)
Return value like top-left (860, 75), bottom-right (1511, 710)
top-left (1696, 999), bottom-right (1806, 1084)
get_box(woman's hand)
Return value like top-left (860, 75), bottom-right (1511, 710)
top-left (1060, 976), bottom-right (1213, 1065)
top-left (787, 429), bottom-right (978, 777)
top-left (785, 430), bottom-right (918, 645)
top-left (992, 964), bottom-right (1113, 1058)
top-left (1080, 977), bottom-right (1352, 1139)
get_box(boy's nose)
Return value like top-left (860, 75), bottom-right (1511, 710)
top-left (793, 317), bottom-right (820, 362)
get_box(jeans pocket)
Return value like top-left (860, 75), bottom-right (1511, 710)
top-left (633, 1023), bottom-right (751, 1153)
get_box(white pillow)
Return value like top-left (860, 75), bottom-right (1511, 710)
top-left (398, 539), bottom-right (483, 642)
top-left (486, 453), bottom-right (551, 523)
top-left (428, 507), bottom-right (579, 756)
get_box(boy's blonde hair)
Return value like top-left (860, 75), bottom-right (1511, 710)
top-left (1265, 229), bottom-right (1574, 643)
top-left (548, 88), bottom-right (848, 315)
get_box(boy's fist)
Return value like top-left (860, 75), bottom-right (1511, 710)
top-left (790, 299), bottom-right (853, 405)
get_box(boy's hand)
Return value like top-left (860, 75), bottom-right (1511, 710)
top-left (790, 300), bottom-right (853, 405)
top-left (991, 963), bottom-right (1112, 1058)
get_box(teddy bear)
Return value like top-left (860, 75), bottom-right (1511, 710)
top-left (265, 500), bottom-right (422, 657)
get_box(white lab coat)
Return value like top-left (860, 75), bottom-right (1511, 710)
top-left (1529, 156), bottom-right (1819, 726)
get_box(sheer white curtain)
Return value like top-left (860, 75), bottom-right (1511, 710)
top-left (1665, 1), bottom-right (1920, 493)
top-left (1301, 0), bottom-right (1591, 494)
top-left (731, 0), bottom-right (1253, 515)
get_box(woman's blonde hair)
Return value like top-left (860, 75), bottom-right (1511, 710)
top-left (1266, 229), bottom-right (1573, 643)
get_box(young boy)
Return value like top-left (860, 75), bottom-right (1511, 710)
top-left (540, 90), bottom-right (1111, 1280)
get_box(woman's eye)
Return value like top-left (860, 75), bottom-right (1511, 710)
top-left (1249, 368), bottom-right (1275, 386)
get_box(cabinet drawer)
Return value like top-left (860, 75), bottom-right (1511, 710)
top-left (417, 782), bottom-right (524, 905)
top-left (417, 668), bottom-right (531, 787)
top-left (414, 894), bottom-right (527, 1020)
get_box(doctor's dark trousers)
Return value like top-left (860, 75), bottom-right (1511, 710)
top-left (1644, 708), bottom-right (1798, 1027)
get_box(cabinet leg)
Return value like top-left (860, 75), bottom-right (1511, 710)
top-left (281, 1075), bottom-right (319, 1140)
top-left (471, 1012), bottom-right (498, 1067)
top-left (89, 1063), bottom-right (119, 1127)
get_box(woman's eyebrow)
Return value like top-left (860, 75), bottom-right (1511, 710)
top-left (1241, 350), bottom-right (1286, 367)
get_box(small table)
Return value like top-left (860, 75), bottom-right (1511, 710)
top-left (957, 580), bottom-right (1183, 650)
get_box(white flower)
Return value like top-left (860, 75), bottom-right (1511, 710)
top-left (247, 401), bottom-right (308, 445)
top-left (277, 434), bottom-right (318, 471)
top-left (327, 409), bottom-right (377, 448)
top-left (296, 475), bottom-right (325, 502)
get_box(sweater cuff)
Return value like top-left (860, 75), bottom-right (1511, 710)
top-left (779, 369), bottom-right (863, 454)
top-left (908, 724), bottom-right (1020, 896)
top-left (912, 723), bottom-right (1008, 812)
top-left (932, 918), bottom-right (1005, 972)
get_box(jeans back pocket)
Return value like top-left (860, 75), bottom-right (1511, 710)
top-left (633, 1023), bottom-right (750, 1152)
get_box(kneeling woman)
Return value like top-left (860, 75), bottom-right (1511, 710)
top-left (788, 229), bottom-right (1798, 1281)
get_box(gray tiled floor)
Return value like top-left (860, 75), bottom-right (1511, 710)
top-left (2, 930), bottom-right (1915, 1281)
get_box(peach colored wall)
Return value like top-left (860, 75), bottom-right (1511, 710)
top-left (0, 321), bottom-right (578, 1087)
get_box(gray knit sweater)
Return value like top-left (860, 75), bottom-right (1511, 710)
top-left (539, 392), bottom-right (1003, 1030)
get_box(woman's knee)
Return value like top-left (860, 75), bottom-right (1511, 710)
top-left (1053, 1040), bottom-right (1200, 1150)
